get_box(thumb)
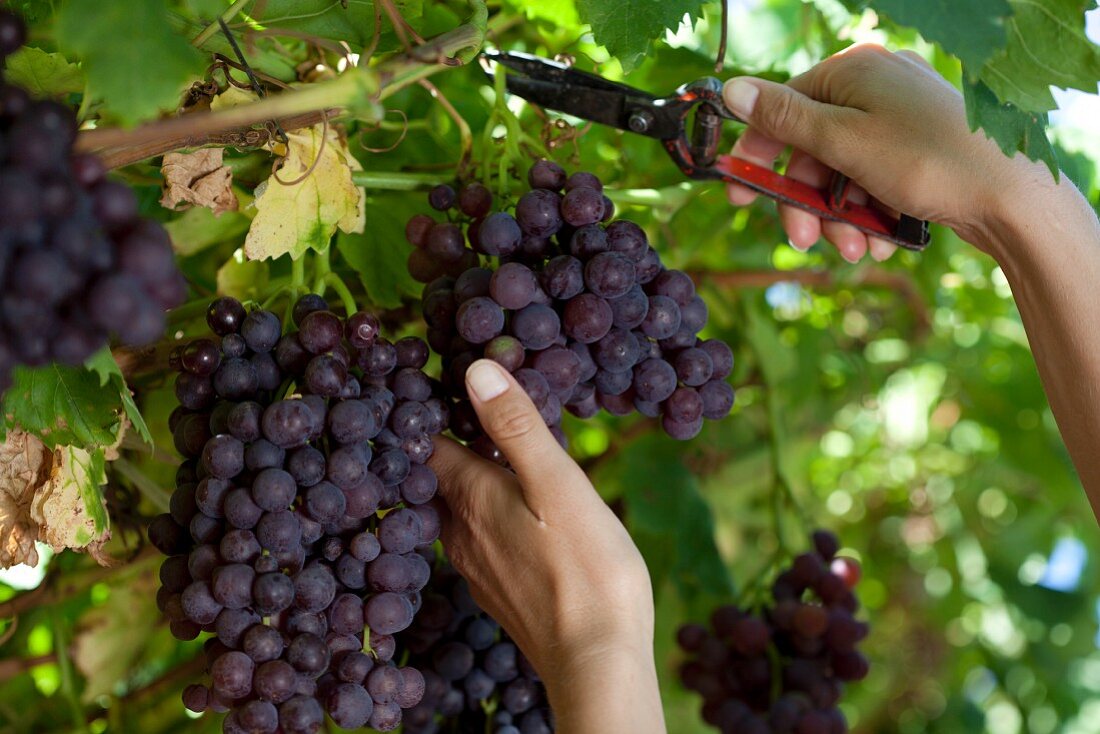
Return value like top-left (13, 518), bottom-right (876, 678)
top-left (723, 76), bottom-right (854, 167)
top-left (463, 359), bottom-right (587, 510)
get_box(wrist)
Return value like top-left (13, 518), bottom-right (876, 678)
top-left (966, 158), bottom-right (1089, 262)
top-left (543, 636), bottom-right (664, 734)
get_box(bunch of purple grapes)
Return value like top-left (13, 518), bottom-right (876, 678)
top-left (405, 161), bottom-right (735, 449)
top-left (150, 293), bottom-right (448, 733)
top-left (0, 10), bottom-right (185, 390)
top-left (397, 563), bottom-right (553, 734)
top-left (677, 531), bottom-right (869, 734)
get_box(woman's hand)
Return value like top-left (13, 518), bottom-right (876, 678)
top-left (723, 44), bottom-right (1050, 262)
top-left (428, 359), bottom-right (666, 734)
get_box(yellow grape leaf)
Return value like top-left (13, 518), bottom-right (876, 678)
top-left (0, 427), bottom-right (120, 568)
top-left (210, 86), bottom-right (258, 110)
top-left (244, 124), bottom-right (365, 261)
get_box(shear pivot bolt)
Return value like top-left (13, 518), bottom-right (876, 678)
top-left (628, 111), bottom-right (653, 133)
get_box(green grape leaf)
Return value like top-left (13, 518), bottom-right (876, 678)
top-left (3, 47), bottom-right (84, 97)
top-left (254, 0), bottom-right (424, 47)
top-left (336, 193), bottom-right (422, 309)
top-left (72, 559), bottom-right (160, 701)
top-left (164, 203), bottom-right (252, 257)
top-left (2, 363), bottom-right (129, 451)
top-left (964, 77), bottom-right (1058, 177)
top-left (978, 0), bottom-right (1100, 111)
top-left (614, 435), bottom-right (734, 606)
top-left (575, 0), bottom-right (707, 73)
top-left (56, 0), bottom-right (204, 126)
top-left (217, 252), bottom-right (271, 302)
top-left (502, 0), bottom-right (580, 26)
top-left (183, 0), bottom-right (228, 16)
top-left (84, 349), bottom-right (153, 448)
top-left (871, 0), bottom-right (1013, 69)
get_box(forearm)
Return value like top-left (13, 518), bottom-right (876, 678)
top-left (978, 171), bottom-right (1100, 518)
top-left (544, 640), bottom-right (666, 734)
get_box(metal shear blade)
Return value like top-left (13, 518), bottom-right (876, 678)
top-left (480, 51), bottom-right (671, 138)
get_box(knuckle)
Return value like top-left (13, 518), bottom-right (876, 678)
top-left (764, 89), bottom-right (804, 135)
top-left (486, 401), bottom-right (542, 444)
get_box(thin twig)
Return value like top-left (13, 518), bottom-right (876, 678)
top-left (0, 547), bottom-right (158, 619)
top-left (0, 654), bottom-right (57, 683)
top-left (192, 0), bottom-right (255, 47)
top-left (418, 79), bottom-right (472, 174)
top-left (361, 1), bottom-right (384, 63)
top-left (378, 0), bottom-right (426, 48)
top-left (715, 0), bottom-right (729, 74)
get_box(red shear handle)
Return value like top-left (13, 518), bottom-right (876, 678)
top-left (718, 155), bottom-right (930, 251)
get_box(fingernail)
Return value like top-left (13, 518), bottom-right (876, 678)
top-left (788, 237), bottom-right (811, 253)
top-left (466, 360), bottom-right (509, 402)
top-left (840, 246), bottom-right (860, 264)
top-left (723, 78), bottom-right (759, 118)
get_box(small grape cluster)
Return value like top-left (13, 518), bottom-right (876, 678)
top-left (677, 531), bottom-right (869, 734)
top-left (398, 564), bottom-right (553, 734)
top-left (150, 293), bottom-right (449, 733)
top-left (0, 10), bottom-right (185, 390)
top-left (405, 161), bottom-right (735, 451)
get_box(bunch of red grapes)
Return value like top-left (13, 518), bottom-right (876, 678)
top-left (0, 9), bottom-right (185, 390)
top-left (398, 563), bottom-right (552, 734)
top-left (677, 531), bottom-right (869, 734)
top-left (405, 161), bottom-right (735, 453)
top-left (153, 294), bottom-right (446, 733)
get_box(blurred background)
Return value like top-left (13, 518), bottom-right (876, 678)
top-left (1, 1), bottom-right (1099, 732)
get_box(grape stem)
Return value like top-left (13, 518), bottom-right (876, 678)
top-left (325, 273), bottom-right (360, 317)
top-left (312, 247), bottom-right (332, 297)
top-left (112, 458), bottom-right (172, 513)
top-left (351, 171), bottom-right (449, 190)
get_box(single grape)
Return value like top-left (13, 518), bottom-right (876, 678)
top-left (562, 293), bottom-right (613, 344)
top-left (456, 297), bottom-right (505, 344)
top-left (459, 182), bottom-right (493, 217)
top-left (560, 186), bottom-right (604, 227)
top-left (428, 184), bottom-right (456, 211)
top-left (528, 160), bottom-right (567, 190)
top-left (511, 304), bottom-right (560, 351)
top-left (490, 262), bottom-right (539, 310)
top-left (477, 212), bottom-right (522, 257)
top-left (515, 189), bottom-right (563, 238)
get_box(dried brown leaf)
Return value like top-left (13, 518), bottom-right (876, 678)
top-left (160, 148), bottom-right (239, 216)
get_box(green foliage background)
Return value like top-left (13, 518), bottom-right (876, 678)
top-left (0, 1), bottom-right (1098, 733)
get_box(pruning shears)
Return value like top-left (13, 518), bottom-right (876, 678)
top-left (480, 51), bottom-right (930, 252)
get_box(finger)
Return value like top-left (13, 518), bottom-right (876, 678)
top-left (727, 127), bottom-right (789, 206)
top-left (822, 221), bottom-right (869, 263)
top-left (777, 149), bottom-right (830, 250)
top-left (463, 359), bottom-right (589, 515)
top-left (727, 182), bottom-right (757, 206)
top-left (868, 236), bottom-right (898, 261)
top-left (428, 435), bottom-right (515, 518)
top-left (723, 77), bottom-right (862, 172)
top-left (821, 183), bottom-right (870, 262)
